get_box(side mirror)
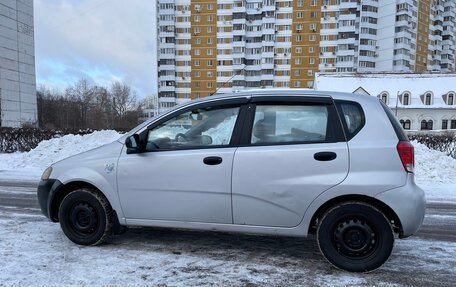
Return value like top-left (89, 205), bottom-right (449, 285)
top-left (125, 134), bottom-right (141, 154)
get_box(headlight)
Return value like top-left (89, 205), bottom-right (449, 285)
top-left (41, 166), bottom-right (53, 181)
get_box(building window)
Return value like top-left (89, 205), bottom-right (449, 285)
top-left (424, 92), bottom-right (432, 105)
top-left (379, 92), bottom-right (388, 104)
top-left (448, 93), bottom-right (455, 105)
top-left (451, 120), bottom-right (456, 130)
top-left (402, 92), bottom-right (410, 105)
top-left (420, 120), bottom-right (433, 130)
top-left (400, 119), bottom-right (411, 130)
top-left (442, 120), bottom-right (448, 130)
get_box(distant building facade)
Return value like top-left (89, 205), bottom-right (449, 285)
top-left (139, 95), bottom-right (159, 122)
top-left (315, 72), bottom-right (456, 132)
top-left (157, 0), bottom-right (456, 113)
top-left (0, 0), bottom-right (37, 127)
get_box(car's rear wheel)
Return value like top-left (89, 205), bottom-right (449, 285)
top-left (317, 202), bottom-right (394, 272)
top-left (59, 188), bottom-right (113, 246)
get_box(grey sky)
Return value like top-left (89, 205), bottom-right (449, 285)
top-left (34, 0), bottom-right (157, 98)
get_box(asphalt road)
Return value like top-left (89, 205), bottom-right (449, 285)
top-left (1, 180), bottom-right (455, 286)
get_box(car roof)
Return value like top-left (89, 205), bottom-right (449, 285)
top-left (187, 88), bottom-right (372, 104)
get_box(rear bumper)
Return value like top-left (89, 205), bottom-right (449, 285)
top-left (37, 179), bottom-right (62, 221)
top-left (375, 174), bottom-right (426, 238)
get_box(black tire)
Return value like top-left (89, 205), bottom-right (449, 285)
top-left (317, 202), bottom-right (394, 272)
top-left (58, 188), bottom-right (113, 246)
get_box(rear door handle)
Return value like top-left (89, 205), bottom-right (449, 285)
top-left (203, 156), bottom-right (223, 165)
top-left (314, 152), bottom-right (337, 161)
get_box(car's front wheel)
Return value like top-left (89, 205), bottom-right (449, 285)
top-left (317, 202), bottom-right (394, 272)
top-left (58, 188), bottom-right (113, 246)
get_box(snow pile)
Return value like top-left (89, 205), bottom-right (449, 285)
top-left (0, 130), bottom-right (122, 179)
top-left (413, 140), bottom-right (456, 184)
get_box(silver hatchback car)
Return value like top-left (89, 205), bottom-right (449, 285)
top-left (37, 90), bottom-right (425, 272)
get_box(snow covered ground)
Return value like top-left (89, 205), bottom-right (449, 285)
top-left (0, 203), bottom-right (455, 287)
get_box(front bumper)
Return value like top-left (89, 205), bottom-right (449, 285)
top-left (37, 179), bottom-right (62, 221)
top-left (375, 174), bottom-right (426, 238)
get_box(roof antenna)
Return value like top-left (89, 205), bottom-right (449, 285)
top-left (209, 65), bottom-right (246, 97)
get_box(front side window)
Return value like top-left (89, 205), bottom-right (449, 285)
top-left (250, 105), bottom-right (329, 144)
top-left (146, 106), bottom-right (240, 151)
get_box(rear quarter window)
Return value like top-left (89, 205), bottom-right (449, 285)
top-left (335, 100), bottom-right (366, 141)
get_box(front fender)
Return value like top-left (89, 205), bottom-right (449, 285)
top-left (53, 167), bottom-right (125, 223)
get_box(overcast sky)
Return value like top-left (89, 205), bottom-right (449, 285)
top-left (34, 0), bottom-right (157, 98)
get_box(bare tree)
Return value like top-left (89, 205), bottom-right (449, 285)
top-left (110, 81), bottom-right (137, 117)
top-left (65, 78), bottom-right (95, 127)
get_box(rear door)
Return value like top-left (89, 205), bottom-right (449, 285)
top-left (232, 96), bottom-right (349, 227)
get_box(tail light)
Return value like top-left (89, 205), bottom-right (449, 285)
top-left (397, 141), bottom-right (414, 173)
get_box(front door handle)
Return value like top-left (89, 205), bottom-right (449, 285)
top-left (203, 156), bottom-right (223, 165)
top-left (314, 152), bottom-right (337, 161)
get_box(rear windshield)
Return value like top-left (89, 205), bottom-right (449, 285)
top-left (379, 100), bottom-right (408, 141)
top-left (335, 100), bottom-right (365, 141)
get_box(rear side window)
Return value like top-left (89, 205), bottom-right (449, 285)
top-left (247, 102), bottom-right (345, 145)
top-left (335, 100), bottom-right (365, 141)
top-left (379, 100), bottom-right (408, 141)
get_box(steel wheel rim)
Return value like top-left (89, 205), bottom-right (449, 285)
top-left (333, 217), bottom-right (378, 260)
top-left (68, 201), bottom-right (99, 236)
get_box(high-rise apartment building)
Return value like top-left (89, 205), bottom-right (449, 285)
top-left (157, 0), bottom-right (456, 112)
top-left (0, 0), bottom-right (37, 127)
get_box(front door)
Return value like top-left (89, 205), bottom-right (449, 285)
top-left (117, 102), bottom-right (245, 223)
top-left (232, 97), bottom-right (349, 227)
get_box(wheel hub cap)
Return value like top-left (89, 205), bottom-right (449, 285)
top-left (70, 203), bottom-right (97, 233)
top-left (334, 218), bottom-right (376, 258)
